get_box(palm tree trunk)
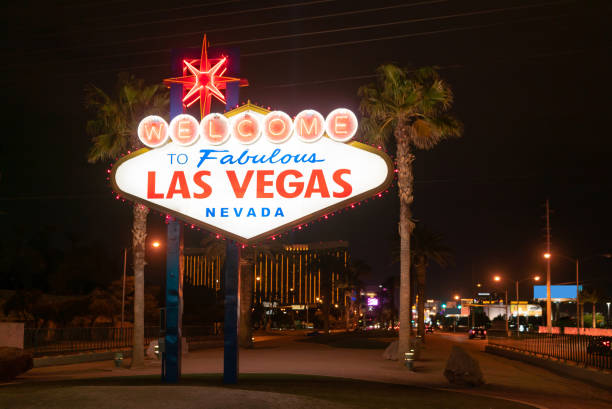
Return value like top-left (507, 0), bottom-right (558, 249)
top-left (345, 292), bottom-right (350, 331)
top-left (131, 203), bottom-right (148, 368)
top-left (397, 132), bottom-right (415, 359)
top-left (239, 258), bottom-right (254, 348)
top-left (416, 260), bottom-right (426, 341)
top-left (593, 304), bottom-right (596, 328)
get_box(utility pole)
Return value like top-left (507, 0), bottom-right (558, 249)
top-left (545, 199), bottom-right (552, 330)
top-left (121, 248), bottom-right (127, 329)
top-left (575, 259), bottom-right (580, 332)
top-left (505, 288), bottom-right (509, 335)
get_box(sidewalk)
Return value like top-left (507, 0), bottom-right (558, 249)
top-left (16, 332), bottom-right (612, 409)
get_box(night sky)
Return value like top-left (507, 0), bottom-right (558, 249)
top-left (2, 0), bottom-right (611, 300)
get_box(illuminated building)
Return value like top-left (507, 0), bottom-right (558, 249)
top-left (183, 241), bottom-right (349, 306)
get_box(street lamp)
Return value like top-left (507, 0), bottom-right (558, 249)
top-left (492, 275), bottom-right (509, 334)
top-left (545, 252), bottom-right (612, 330)
top-left (454, 295), bottom-right (460, 301)
top-left (607, 302), bottom-right (611, 328)
top-left (120, 240), bottom-right (162, 329)
top-left (513, 275), bottom-right (540, 333)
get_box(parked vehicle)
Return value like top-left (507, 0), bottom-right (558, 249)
top-left (468, 327), bottom-right (487, 339)
top-left (586, 337), bottom-right (611, 355)
top-left (425, 325), bottom-right (434, 334)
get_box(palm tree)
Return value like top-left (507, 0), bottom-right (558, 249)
top-left (580, 288), bottom-right (601, 329)
top-left (359, 65), bottom-right (462, 357)
top-left (85, 73), bottom-right (168, 367)
top-left (337, 259), bottom-right (369, 330)
top-left (310, 251), bottom-right (345, 334)
top-left (411, 225), bottom-right (453, 340)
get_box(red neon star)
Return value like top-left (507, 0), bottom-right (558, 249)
top-left (164, 34), bottom-right (248, 118)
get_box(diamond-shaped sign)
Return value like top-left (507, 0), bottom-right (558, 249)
top-left (111, 104), bottom-right (393, 243)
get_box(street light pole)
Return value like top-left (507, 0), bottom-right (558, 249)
top-left (545, 200), bottom-right (552, 330)
top-left (505, 288), bottom-right (509, 335)
top-left (121, 247), bottom-right (127, 329)
top-left (607, 302), bottom-right (611, 328)
top-left (575, 258), bottom-right (580, 331)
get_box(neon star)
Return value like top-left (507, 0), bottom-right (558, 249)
top-left (164, 34), bottom-right (248, 118)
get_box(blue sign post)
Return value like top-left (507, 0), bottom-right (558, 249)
top-left (162, 81), bottom-right (185, 383)
top-left (222, 49), bottom-right (241, 385)
top-left (162, 44), bottom-right (242, 383)
top-left (223, 242), bottom-right (240, 384)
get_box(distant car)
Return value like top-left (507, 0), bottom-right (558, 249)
top-left (468, 328), bottom-right (487, 339)
top-left (425, 325), bottom-right (434, 334)
top-left (587, 337), bottom-right (611, 355)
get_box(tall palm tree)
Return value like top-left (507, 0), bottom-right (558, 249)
top-left (359, 65), bottom-right (462, 357)
top-left (580, 288), bottom-right (600, 329)
top-left (411, 225), bottom-right (453, 340)
top-left (337, 259), bottom-right (369, 330)
top-left (85, 73), bottom-right (168, 367)
top-left (310, 251), bottom-right (345, 334)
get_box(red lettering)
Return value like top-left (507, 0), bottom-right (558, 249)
top-left (256, 170), bottom-right (274, 198)
top-left (193, 170), bottom-right (212, 199)
top-left (276, 170), bottom-right (304, 198)
top-left (147, 171), bottom-right (164, 199)
top-left (226, 170), bottom-right (254, 198)
top-left (166, 171), bottom-right (191, 199)
top-left (304, 169), bottom-right (330, 198)
top-left (332, 169), bottom-right (352, 198)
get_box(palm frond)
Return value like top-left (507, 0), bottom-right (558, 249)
top-left (85, 73), bottom-right (169, 164)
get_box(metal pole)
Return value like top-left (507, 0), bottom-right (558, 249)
top-left (576, 258), bottom-right (580, 332)
top-left (545, 200), bottom-right (552, 330)
top-left (224, 241), bottom-right (240, 384)
top-left (505, 288), bottom-right (509, 334)
top-left (121, 248), bottom-right (127, 329)
top-left (515, 280), bottom-right (519, 333)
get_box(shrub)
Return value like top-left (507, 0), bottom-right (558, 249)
top-left (0, 347), bottom-right (33, 381)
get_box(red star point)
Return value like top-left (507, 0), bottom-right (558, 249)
top-left (164, 34), bottom-right (248, 118)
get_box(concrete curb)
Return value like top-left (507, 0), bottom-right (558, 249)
top-left (34, 350), bottom-right (132, 368)
top-left (485, 345), bottom-right (612, 390)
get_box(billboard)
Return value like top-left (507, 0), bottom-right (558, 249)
top-left (533, 285), bottom-right (582, 301)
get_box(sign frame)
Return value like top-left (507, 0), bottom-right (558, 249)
top-left (111, 104), bottom-right (394, 244)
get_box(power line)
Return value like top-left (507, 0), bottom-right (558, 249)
top-left (87, 0), bottom-right (241, 22)
top-left (24, 0), bottom-right (450, 56)
top-left (255, 47), bottom-right (609, 89)
top-left (32, 0), bottom-right (338, 39)
top-left (11, 12), bottom-right (570, 82)
top-left (241, 13), bottom-right (566, 57)
top-left (218, 1), bottom-right (566, 47)
top-left (28, 1), bottom-right (568, 68)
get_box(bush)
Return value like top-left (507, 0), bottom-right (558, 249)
top-left (0, 347), bottom-right (33, 381)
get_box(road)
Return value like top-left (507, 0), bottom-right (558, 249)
top-left (16, 331), bottom-right (612, 409)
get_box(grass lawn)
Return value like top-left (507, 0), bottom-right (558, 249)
top-left (0, 374), bottom-right (535, 409)
top-left (299, 330), bottom-right (396, 349)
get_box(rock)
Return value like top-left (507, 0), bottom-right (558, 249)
top-left (146, 340), bottom-right (158, 359)
top-left (382, 340), bottom-right (399, 360)
top-left (146, 338), bottom-right (188, 359)
top-left (443, 345), bottom-right (484, 386)
top-left (0, 347), bottom-right (33, 381)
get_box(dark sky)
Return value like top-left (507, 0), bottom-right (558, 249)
top-left (1, 0), bottom-right (611, 301)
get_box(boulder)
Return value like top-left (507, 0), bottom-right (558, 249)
top-left (145, 338), bottom-right (188, 359)
top-left (443, 345), bottom-right (484, 386)
top-left (146, 340), bottom-right (158, 359)
top-left (382, 340), bottom-right (399, 360)
top-left (0, 347), bottom-right (33, 381)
